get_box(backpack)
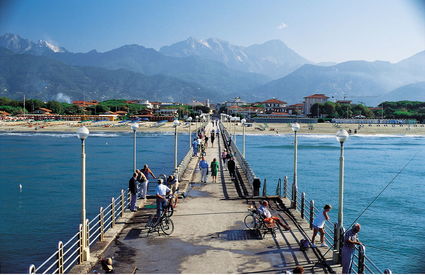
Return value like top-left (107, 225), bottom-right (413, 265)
top-left (300, 239), bottom-right (310, 251)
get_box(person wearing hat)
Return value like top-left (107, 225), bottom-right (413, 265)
top-left (342, 223), bottom-right (363, 274)
top-left (155, 179), bottom-right (170, 218)
top-left (101, 258), bottom-right (113, 273)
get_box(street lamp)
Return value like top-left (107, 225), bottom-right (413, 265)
top-left (232, 116), bottom-right (237, 143)
top-left (130, 123), bottom-right (139, 172)
top-left (196, 115), bottom-right (199, 132)
top-left (241, 118), bottom-right (246, 158)
top-left (291, 123), bottom-right (300, 207)
top-left (76, 126), bottom-right (90, 261)
top-left (187, 117), bottom-right (193, 148)
top-left (173, 119), bottom-right (180, 172)
top-left (335, 128), bottom-right (349, 260)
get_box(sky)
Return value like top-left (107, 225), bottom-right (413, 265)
top-left (0, 0), bottom-right (424, 63)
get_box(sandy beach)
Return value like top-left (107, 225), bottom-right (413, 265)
top-left (1, 120), bottom-right (425, 136)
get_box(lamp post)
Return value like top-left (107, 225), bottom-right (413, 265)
top-left (173, 119), bottom-right (180, 173)
top-left (187, 117), bottom-right (192, 148)
top-left (291, 123), bottom-right (300, 207)
top-left (130, 123), bottom-right (139, 172)
top-left (335, 128), bottom-right (349, 260)
top-left (76, 126), bottom-right (90, 261)
top-left (241, 118), bottom-right (246, 158)
top-left (196, 115), bottom-right (199, 133)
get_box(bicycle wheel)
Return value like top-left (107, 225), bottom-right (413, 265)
top-left (161, 217), bottom-right (174, 235)
top-left (165, 204), bottom-right (174, 217)
top-left (244, 214), bottom-right (258, 230)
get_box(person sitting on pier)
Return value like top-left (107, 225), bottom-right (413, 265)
top-left (258, 200), bottom-right (290, 230)
top-left (155, 179), bottom-right (171, 217)
top-left (311, 204), bottom-right (332, 248)
top-left (342, 223), bottom-right (363, 274)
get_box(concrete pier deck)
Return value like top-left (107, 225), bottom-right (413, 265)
top-left (89, 124), bottom-right (339, 274)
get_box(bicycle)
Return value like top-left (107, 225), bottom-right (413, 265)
top-left (145, 204), bottom-right (175, 236)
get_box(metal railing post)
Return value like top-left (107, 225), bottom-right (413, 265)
top-left (276, 178), bottom-right (282, 197)
top-left (301, 192), bottom-right (305, 219)
top-left (29, 264), bottom-right (36, 274)
top-left (309, 200), bottom-right (315, 229)
top-left (99, 207), bottom-right (104, 241)
top-left (120, 189), bottom-right (125, 217)
top-left (358, 245), bottom-right (366, 274)
top-left (57, 241), bottom-right (64, 273)
top-left (111, 197), bottom-right (115, 228)
top-left (292, 183), bottom-right (298, 209)
top-left (262, 178), bottom-right (267, 197)
top-left (86, 219), bottom-right (89, 249)
top-left (78, 224), bottom-right (83, 263)
top-left (283, 176), bottom-right (288, 198)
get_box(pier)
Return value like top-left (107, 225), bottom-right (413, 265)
top-left (29, 120), bottom-right (386, 274)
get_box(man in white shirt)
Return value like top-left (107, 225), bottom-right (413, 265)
top-left (156, 179), bottom-right (171, 217)
top-left (258, 200), bottom-right (290, 230)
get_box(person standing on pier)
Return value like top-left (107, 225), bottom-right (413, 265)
top-left (210, 131), bottom-right (215, 147)
top-left (311, 204), bottom-right (332, 248)
top-left (199, 156), bottom-right (209, 183)
top-left (136, 170), bottom-right (148, 199)
top-left (155, 179), bottom-right (171, 217)
top-left (140, 164), bottom-right (156, 199)
top-left (129, 172), bottom-right (138, 212)
top-left (192, 138), bottom-right (199, 156)
top-left (205, 135), bottom-right (209, 148)
top-left (210, 158), bottom-right (219, 183)
top-left (342, 223), bottom-right (363, 274)
top-left (227, 157), bottom-right (236, 179)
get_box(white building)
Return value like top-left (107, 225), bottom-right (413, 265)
top-left (303, 94), bottom-right (329, 115)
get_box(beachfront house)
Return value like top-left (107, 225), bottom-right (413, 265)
top-left (303, 94), bottom-right (329, 116)
top-left (33, 108), bottom-right (53, 115)
top-left (287, 103), bottom-right (304, 116)
top-left (262, 98), bottom-right (287, 113)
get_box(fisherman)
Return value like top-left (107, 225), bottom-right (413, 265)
top-left (311, 204), bottom-right (332, 248)
top-left (155, 179), bottom-right (170, 217)
top-left (140, 164), bottom-right (156, 199)
top-left (342, 223), bottom-right (363, 274)
top-left (128, 172), bottom-right (138, 212)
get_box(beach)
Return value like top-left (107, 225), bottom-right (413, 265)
top-left (2, 120), bottom-right (424, 136)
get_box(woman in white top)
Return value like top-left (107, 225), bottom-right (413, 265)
top-left (311, 204), bottom-right (332, 248)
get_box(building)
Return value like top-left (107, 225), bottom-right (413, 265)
top-left (336, 100), bottom-right (352, 104)
top-left (303, 94), bottom-right (329, 116)
top-left (72, 100), bottom-right (99, 108)
top-left (33, 108), bottom-right (53, 115)
top-left (262, 98), bottom-right (287, 113)
top-left (224, 97), bottom-right (247, 107)
top-left (138, 100), bottom-right (153, 109)
top-left (227, 106), bottom-right (264, 118)
top-left (287, 104), bottom-right (304, 116)
top-left (156, 108), bottom-right (178, 116)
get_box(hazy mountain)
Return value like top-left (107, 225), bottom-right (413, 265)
top-left (252, 54), bottom-right (425, 105)
top-left (0, 33), bottom-right (67, 55)
top-left (0, 47), bottom-right (217, 102)
top-left (378, 82), bottom-right (425, 103)
top-left (46, 44), bottom-right (269, 95)
top-left (396, 50), bottom-right (425, 80)
top-left (160, 37), bottom-right (309, 78)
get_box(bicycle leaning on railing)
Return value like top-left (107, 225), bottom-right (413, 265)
top-left (145, 203), bottom-right (175, 236)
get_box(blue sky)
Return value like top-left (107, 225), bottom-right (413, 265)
top-left (0, 0), bottom-right (424, 63)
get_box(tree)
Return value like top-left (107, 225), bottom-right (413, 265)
top-left (47, 101), bottom-right (64, 114)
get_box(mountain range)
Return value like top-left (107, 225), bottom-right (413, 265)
top-left (0, 33), bottom-right (424, 105)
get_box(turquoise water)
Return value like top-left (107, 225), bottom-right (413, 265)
top-left (237, 133), bottom-right (425, 273)
top-left (0, 132), bottom-right (189, 273)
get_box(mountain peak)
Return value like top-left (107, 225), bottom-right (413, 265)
top-left (0, 33), bottom-right (67, 54)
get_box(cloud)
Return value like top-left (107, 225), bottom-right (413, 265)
top-left (277, 22), bottom-right (288, 30)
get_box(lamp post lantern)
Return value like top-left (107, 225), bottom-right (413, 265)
top-left (76, 126), bottom-right (90, 261)
top-left (173, 119), bottom-right (180, 172)
top-left (241, 118), bottom-right (246, 158)
top-left (130, 123), bottom-right (139, 172)
top-left (187, 117), bottom-right (193, 148)
top-left (335, 128), bottom-right (349, 260)
top-left (291, 123), bottom-right (300, 207)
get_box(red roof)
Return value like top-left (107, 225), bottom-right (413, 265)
top-left (288, 103), bottom-right (304, 107)
top-left (262, 98), bottom-right (287, 104)
top-left (0, 111), bottom-right (10, 116)
top-left (304, 94), bottom-right (329, 99)
top-left (72, 101), bottom-right (98, 106)
top-left (38, 108), bottom-right (52, 113)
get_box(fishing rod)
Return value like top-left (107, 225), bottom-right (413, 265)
top-left (320, 151), bottom-right (418, 259)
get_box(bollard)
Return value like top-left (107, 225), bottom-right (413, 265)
top-left (292, 183), bottom-right (298, 209)
top-left (276, 178), bottom-right (282, 197)
top-left (253, 178), bottom-right (261, 196)
top-left (358, 245), bottom-right (366, 274)
top-left (29, 264), bottom-right (36, 274)
top-left (111, 197), bottom-right (115, 228)
top-left (120, 190), bottom-right (125, 217)
top-left (301, 192), bottom-right (305, 219)
top-left (309, 200), bottom-right (315, 230)
top-left (99, 207), bottom-right (105, 241)
top-left (262, 178), bottom-right (267, 197)
top-left (78, 224), bottom-right (83, 263)
top-left (86, 219), bottom-right (89, 249)
top-left (57, 241), bottom-right (64, 273)
top-left (283, 176), bottom-right (288, 198)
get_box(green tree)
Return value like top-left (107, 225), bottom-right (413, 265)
top-left (46, 101), bottom-right (64, 114)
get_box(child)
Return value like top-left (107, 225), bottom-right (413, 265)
top-left (311, 204), bottom-right (332, 248)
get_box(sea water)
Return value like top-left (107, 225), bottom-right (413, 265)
top-left (237, 133), bottom-right (425, 273)
top-left (0, 132), bottom-right (189, 273)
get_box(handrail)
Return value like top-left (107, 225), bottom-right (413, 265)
top-left (30, 142), bottom-right (194, 274)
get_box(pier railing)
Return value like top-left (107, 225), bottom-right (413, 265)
top-left (264, 177), bottom-right (388, 274)
top-left (29, 188), bottom-right (131, 274)
top-left (219, 122), bottom-right (256, 187)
